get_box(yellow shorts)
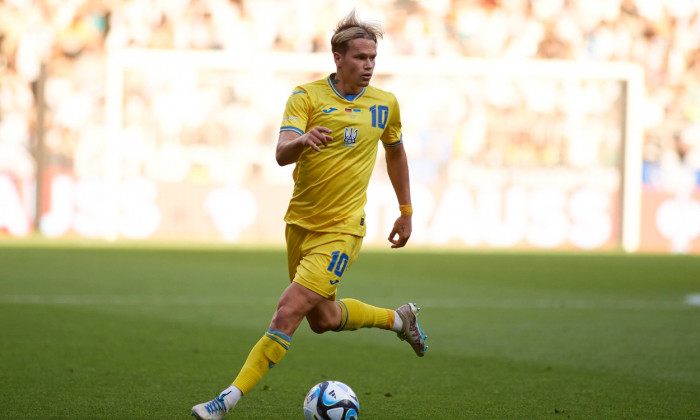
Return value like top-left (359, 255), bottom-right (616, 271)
top-left (285, 223), bottom-right (363, 299)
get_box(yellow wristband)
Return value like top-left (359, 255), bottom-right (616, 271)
top-left (399, 204), bottom-right (413, 216)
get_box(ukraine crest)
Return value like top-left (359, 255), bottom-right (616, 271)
top-left (343, 127), bottom-right (358, 148)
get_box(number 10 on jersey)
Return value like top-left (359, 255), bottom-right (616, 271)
top-left (370, 105), bottom-right (388, 129)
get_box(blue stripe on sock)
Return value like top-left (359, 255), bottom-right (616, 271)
top-left (334, 300), bottom-right (349, 331)
top-left (265, 329), bottom-right (291, 350)
top-left (265, 334), bottom-right (289, 350)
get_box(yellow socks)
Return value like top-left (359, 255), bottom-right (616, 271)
top-left (230, 301), bottom-right (393, 393)
top-left (335, 298), bottom-right (394, 331)
top-left (232, 329), bottom-right (291, 394)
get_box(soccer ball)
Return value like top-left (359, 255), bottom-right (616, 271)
top-left (303, 380), bottom-right (360, 420)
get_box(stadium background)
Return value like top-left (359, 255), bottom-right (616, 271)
top-left (1, 0), bottom-right (699, 253)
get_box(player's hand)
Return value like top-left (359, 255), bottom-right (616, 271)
top-left (301, 126), bottom-right (333, 152)
top-left (388, 215), bottom-right (412, 248)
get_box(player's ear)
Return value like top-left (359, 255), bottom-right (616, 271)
top-left (333, 51), bottom-right (343, 67)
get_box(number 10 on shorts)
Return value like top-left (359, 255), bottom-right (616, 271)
top-left (327, 251), bottom-right (349, 277)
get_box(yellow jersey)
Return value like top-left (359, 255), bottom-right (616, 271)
top-left (280, 74), bottom-right (403, 236)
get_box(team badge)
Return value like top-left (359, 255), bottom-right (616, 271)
top-left (343, 127), bottom-right (358, 148)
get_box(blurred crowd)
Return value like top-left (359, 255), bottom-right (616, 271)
top-left (1, 0), bottom-right (700, 192)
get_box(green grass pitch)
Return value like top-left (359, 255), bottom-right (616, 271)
top-left (1, 243), bottom-right (699, 419)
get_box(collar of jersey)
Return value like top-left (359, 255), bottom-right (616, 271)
top-left (327, 75), bottom-right (365, 102)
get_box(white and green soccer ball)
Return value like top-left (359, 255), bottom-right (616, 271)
top-left (303, 380), bottom-right (359, 420)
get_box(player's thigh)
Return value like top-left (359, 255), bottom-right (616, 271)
top-left (285, 223), bottom-right (307, 281)
top-left (291, 229), bottom-right (363, 300)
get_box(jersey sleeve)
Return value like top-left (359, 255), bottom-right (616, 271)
top-left (280, 87), bottom-right (311, 136)
top-left (380, 93), bottom-right (402, 147)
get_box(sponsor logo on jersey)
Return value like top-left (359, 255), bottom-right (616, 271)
top-left (322, 107), bottom-right (338, 113)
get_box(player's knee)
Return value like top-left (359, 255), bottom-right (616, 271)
top-left (270, 306), bottom-right (303, 334)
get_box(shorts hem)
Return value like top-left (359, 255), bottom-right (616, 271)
top-left (293, 278), bottom-right (335, 300)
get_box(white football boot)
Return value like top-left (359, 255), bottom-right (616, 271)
top-left (191, 391), bottom-right (231, 420)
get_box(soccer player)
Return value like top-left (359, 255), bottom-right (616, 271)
top-left (191, 10), bottom-right (427, 420)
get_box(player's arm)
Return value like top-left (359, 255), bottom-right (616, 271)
top-left (275, 127), bottom-right (334, 166)
top-left (384, 142), bottom-right (412, 248)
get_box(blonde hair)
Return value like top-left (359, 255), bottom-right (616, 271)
top-left (330, 9), bottom-right (384, 55)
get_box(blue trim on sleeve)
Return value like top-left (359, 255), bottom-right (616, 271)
top-left (280, 126), bottom-right (304, 135)
top-left (384, 139), bottom-right (403, 147)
